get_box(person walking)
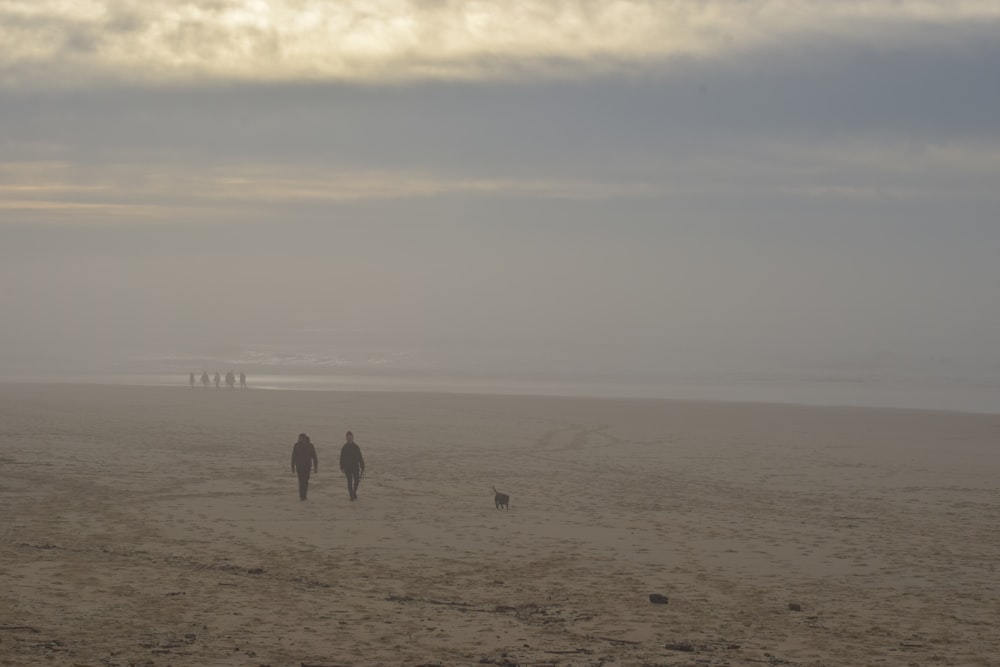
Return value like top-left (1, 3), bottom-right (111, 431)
top-left (189, 372), bottom-right (195, 388)
top-left (291, 433), bottom-right (319, 501)
top-left (201, 371), bottom-right (210, 389)
top-left (339, 431), bottom-right (365, 501)
top-left (239, 370), bottom-right (247, 389)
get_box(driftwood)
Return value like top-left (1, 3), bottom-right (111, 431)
top-left (665, 641), bottom-right (695, 652)
top-left (588, 634), bottom-right (640, 645)
top-left (385, 595), bottom-right (474, 607)
top-left (0, 625), bottom-right (40, 633)
top-left (385, 595), bottom-right (504, 614)
top-left (301, 663), bottom-right (354, 667)
top-left (544, 648), bottom-right (593, 655)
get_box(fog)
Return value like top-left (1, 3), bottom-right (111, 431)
top-left (4, 218), bottom-right (999, 388)
top-left (2, 2), bottom-right (999, 402)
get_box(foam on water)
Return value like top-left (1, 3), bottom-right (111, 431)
top-left (5, 368), bottom-right (999, 414)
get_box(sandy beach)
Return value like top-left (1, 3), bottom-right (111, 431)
top-left (1, 383), bottom-right (998, 666)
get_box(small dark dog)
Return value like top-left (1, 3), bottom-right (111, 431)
top-left (493, 485), bottom-right (510, 510)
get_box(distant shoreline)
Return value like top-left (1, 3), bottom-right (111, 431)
top-left (1, 375), bottom-right (998, 416)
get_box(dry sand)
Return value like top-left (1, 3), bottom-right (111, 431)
top-left (1, 383), bottom-right (998, 666)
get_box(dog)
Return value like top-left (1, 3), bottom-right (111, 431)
top-left (493, 485), bottom-right (510, 510)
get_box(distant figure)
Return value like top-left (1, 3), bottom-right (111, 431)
top-left (201, 371), bottom-right (210, 389)
top-left (239, 370), bottom-right (247, 389)
top-left (339, 431), bottom-right (365, 501)
top-left (213, 372), bottom-right (221, 389)
top-left (189, 372), bottom-right (195, 388)
top-left (225, 370), bottom-right (235, 389)
top-left (291, 433), bottom-right (319, 501)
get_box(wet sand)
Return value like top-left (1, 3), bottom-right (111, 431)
top-left (1, 383), bottom-right (998, 666)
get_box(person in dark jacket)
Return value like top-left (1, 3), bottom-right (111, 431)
top-left (291, 433), bottom-right (319, 501)
top-left (339, 431), bottom-right (365, 501)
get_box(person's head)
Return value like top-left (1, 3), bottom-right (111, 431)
top-left (298, 433), bottom-right (309, 443)
top-left (345, 431), bottom-right (354, 443)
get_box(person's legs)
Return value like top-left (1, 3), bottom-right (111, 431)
top-left (297, 470), bottom-right (310, 500)
top-left (346, 471), bottom-right (360, 499)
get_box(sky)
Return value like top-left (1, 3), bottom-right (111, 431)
top-left (1, 1), bottom-right (999, 390)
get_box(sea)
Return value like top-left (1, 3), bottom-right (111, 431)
top-left (5, 365), bottom-right (1000, 415)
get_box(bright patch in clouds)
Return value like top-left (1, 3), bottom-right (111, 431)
top-left (4, 140), bottom-right (999, 226)
top-left (2, 0), bottom-right (999, 85)
top-left (0, 160), bottom-right (664, 225)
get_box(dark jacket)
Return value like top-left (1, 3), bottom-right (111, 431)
top-left (291, 440), bottom-right (318, 474)
top-left (340, 441), bottom-right (364, 474)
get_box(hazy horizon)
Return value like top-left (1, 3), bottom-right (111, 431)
top-left (2, 2), bottom-right (999, 411)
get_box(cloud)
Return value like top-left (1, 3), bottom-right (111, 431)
top-left (3, 137), bottom-right (1000, 228)
top-left (2, 1), bottom-right (1000, 86)
top-left (1, 3), bottom-right (997, 226)
top-left (0, 160), bottom-right (667, 226)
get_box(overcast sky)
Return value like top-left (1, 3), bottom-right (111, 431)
top-left (2, 1), bottom-right (999, 382)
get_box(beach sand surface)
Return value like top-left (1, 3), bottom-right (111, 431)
top-left (1, 384), bottom-right (998, 666)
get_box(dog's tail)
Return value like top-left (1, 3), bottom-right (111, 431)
top-left (492, 485), bottom-right (498, 495)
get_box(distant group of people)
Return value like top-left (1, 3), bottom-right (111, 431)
top-left (190, 371), bottom-right (246, 389)
top-left (291, 431), bottom-right (365, 502)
